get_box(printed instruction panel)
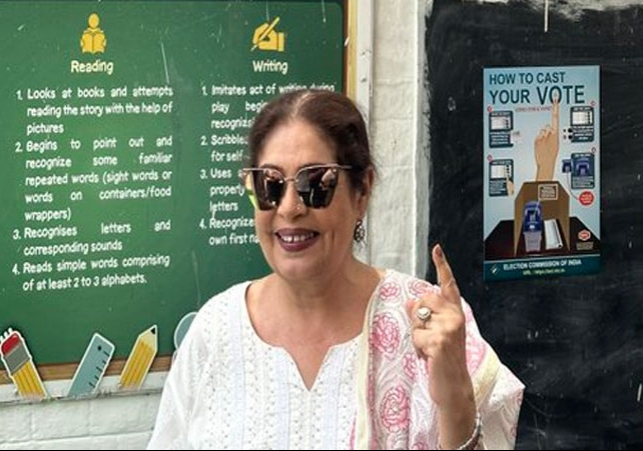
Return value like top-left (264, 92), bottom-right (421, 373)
top-left (483, 66), bottom-right (600, 281)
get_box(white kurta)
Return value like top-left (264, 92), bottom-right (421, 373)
top-left (148, 270), bottom-right (523, 450)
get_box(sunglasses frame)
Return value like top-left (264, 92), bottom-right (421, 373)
top-left (240, 164), bottom-right (352, 210)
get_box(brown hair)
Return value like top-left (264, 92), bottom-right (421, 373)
top-left (248, 89), bottom-right (374, 193)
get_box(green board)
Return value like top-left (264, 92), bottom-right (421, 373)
top-left (0, 0), bottom-right (345, 370)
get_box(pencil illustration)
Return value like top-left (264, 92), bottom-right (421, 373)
top-left (119, 325), bottom-right (157, 389)
top-left (67, 333), bottom-right (115, 397)
top-left (0, 328), bottom-right (47, 399)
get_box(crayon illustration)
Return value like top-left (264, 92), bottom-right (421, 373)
top-left (67, 333), bottom-right (115, 397)
top-left (0, 328), bottom-right (48, 399)
top-left (119, 325), bottom-right (157, 389)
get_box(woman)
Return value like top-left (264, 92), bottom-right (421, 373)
top-left (148, 89), bottom-right (524, 450)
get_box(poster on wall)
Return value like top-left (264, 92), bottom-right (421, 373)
top-left (483, 65), bottom-right (600, 281)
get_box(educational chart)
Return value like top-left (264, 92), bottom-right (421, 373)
top-left (0, 0), bottom-right (345, 385)
top-left (483, 66), bottom-right (600, 281)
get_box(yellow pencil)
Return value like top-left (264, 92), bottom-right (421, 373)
top-left (122, 350), bottom-right (145, 387)
top-left (119, 325), bottom-right (158, 389)
top-left (23, 364), bottom-right (36, 395)
top-left (21, 369), bottom-right (36, 396)
top-left (0, 328), bottom-right (47, 399)
top-left (128, 346), bottom-right (154, 386)
top-left (25, 363), bottom-right (46, 396)
top-left (14, 370), bottom-right (32, 395)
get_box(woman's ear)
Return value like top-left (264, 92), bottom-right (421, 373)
top-left (356, 166), bottom-right (375, 216)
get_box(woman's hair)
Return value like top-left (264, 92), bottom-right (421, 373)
top-left (248, 89), bottom-right (374, 193)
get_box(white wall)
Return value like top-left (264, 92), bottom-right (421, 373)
top-left (369, 0), bottom-right (429, 278)
top-left (0, 1), bottom-right (427, 448)
top-left (0, 394), bottom-right (159, 450)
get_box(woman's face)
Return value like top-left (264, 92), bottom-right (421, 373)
top-left (253, 119), bottom-right (369, 283)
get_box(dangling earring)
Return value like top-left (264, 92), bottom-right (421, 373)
top-left (353, 219), bottom-right (366, 242)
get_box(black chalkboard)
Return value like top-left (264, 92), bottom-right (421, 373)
top-left (425, 1), bottom-right (643, 448)
top-left (0, 0), bottom-right (346, 380)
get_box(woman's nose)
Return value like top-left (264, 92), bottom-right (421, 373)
top-left (277, 181), bottom-right (305, 217)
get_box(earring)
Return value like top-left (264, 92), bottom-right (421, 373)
top-left (353, 219), bottom-right (366, 242)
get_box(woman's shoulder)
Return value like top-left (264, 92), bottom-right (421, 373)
top-left (177, 281), bottom-right (252, 354)
top-left (198, 280), bottom-right (251, 318)
top-left (379, 268), bottom-right (477, 313)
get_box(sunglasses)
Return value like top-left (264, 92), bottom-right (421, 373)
top-left (240, 164), bottom-right (352, 210)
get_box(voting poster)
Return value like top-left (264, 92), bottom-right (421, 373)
top-left (483, 66), bottom-right (600, 281)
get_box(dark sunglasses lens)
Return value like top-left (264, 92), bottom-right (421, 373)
top-left (247, 166), bottom-right (342, 210)
top-left (297, 167), bottom-right (338, 208)
top-left (242, 172), bottom-right (260, 210)
top-left (252, 169), bottom-right (284, 210)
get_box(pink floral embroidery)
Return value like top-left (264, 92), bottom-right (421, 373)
top-left (379, 386), bottom-right (410, 432)
top-left (402, 352), bottom-right (418, 380)
top-left (368, 373), bottom-right (375, 413)
top-left (386, 434), bottom-right (406, 450)
top-left (358, 272), bottom-right (524, 450)
top-left (410, 432), bottom-right (429, 450)
top-left (379, 281), bottom-right (401, 301)
top-left (408, 279), bottom-right (435, 298)
top-left (371, 313), bottom-right (401, 356)
top-left (465, 328), bottom-right (486, 373)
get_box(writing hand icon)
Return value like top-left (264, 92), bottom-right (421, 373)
top-left (251, 17), bottom-right (284, 52)
top-left (535, 95), bottom-right (560, 181)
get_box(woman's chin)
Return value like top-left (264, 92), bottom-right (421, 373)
top-left (274, 260), bottom-right (326, 283)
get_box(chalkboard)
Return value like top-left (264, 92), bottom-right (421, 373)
top-left (0, 0), bottom-right (346, 382)
top-left (425, 1), bottom-right (642, 449)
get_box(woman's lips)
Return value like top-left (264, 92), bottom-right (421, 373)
top-left (275, 229), bottom-right (319, 252)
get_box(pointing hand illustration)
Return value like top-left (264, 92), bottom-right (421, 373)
top-left (534, 95), bottom-right (560, 181)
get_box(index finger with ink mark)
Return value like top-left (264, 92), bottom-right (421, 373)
top-left (432, 244), bottom-right (461, 301)
top-left (552, 93), bottom-right (560, 133)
